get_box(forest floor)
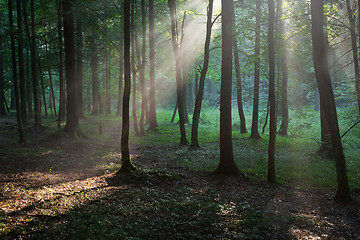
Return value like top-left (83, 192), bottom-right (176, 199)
top-left (0, 116), bottom-right (360, 239)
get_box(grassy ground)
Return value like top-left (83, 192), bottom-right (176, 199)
top-left (0, 108), bottom-right (359, 239)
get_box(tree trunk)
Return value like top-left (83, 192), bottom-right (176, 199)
top-left (277, 0), bottom-right (288, 136)
top-left (250, 0), bottom-right (262, 139)
top-left (116, 44), bottom-right (124, 116)
top-left (0, 23), bottom-right (5, 116)
top-left (135, 33), bottom-right (145, 135)
top-left (119, 0), bottom-right (135, 174)
top-left (16, 0), bottom-right (28, 125)
top-left (139, 0), bottom-right (147, 135)
top-left (63, 0), bottom-right (82, 138)
top-left (311, 0), bottom-right (351, 202)
top-left (57, 0), bottom-right (65, 125)
top-left (168, 0), bottom-right (188, 145)
top-left (267, 0), bottom-right (276, 184)
top-left (191, 0), bottom-right (214, 148)
top-left (30, 0), bottom-right (40, 126)
top-left (37, 55), bottom-right (48, 117)
top-left (8, 0), bottom-right (25, 143)
top-left (214, 0), bottom-right (239, 175)
top-left (233, 38), bottom-right (247, 134)
top-left (76, 18), bottom-right (84, 118)
top-left (131, 1), bottom-right (139, 135)
top-left (148, 0), bottom-right (157, 129)
top-left (91, 37), bottom-right (100, 115)
top-left (45, 45), bottom-right (57, 118)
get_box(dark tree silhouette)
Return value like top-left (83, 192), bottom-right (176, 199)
top-left (214, 0), bottom-right (239, 175)
top-left (148, 0), bottom-right (157, 129)
top-left (250, 0), bottom-right (262, 139)
top-left (267, 0), bottom-right (276, 183)
top-left (119, 0), bottom-right (136, 174)
top-left (311, 0), bottom-right (351, 202)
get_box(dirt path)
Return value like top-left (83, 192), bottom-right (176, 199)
top-left (0, 118), bottom-right (359, 239)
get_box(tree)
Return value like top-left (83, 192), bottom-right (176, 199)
top-left (148, 0), bottom-right (157, 129)
top-left (191, 0), bottom-right (214, 148)
top-left (90, 36), bottom-right (100, 115)
top-left (30, 0), bottom-right (40, 126)
top-left (116, 40), bottom-right (124, 117)
top-left (250, 0), bottom-right (262, 139)
top-left (57, 0), bottom-right (65, 126)
top-left (214, 0), bottom-right (239, 175)
top-left (0, 16), bottom-right (5, 116)
top-left (76, 17), bottom-right (84, 118)
top-left (168, 0), bottom-right (188, 145)
top-left (63, 0), bottom-right (82, 138)
top-left (139, 0), bottom-right (147, 136)
top-left (16, 0), bottom-right (27, 125)
top-left (311, 0), bottom-right (351, 201)
top-left (277, 0), bottom-right (288, 136)
top-left (131, 0), bottom-right (139, 136)
top-left (267, 0), bottom-right (276, 183)
top-left (8, 0), bottom-right (25, 143)
top-left (233, 39), bottom-right (247, 134)
top-left (119, 0), bottom-right (136, 174)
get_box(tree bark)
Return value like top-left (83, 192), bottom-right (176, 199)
top-left (131, 0), bottom-right (139, 135)
top-left (30, 0), bottom-right (40, 126)
top-left (250, 0), bottom-right (262, 139)
top-left (0, 22), bottom-right (5, 116)
top-left (76, 18), bottom-right (84, 118)
top-left (91, 37), bottom-right (100, 115)
top-left (119, 0), bottom-right (136, 174)
top-left (233, 39), bottom-right (247, 134)
top-left (168, 0), bottom-right (188, 145)
top-left (8, 0), bottom-right (25, 143)
top-left (16, 0), bottom-right (28, 125)
top-left (116, 44), bottom-right (124, 116)
top-left (311, 0), bottom-right (351, 202)
top-left (148, 0), bottom-right (157, 129)
top-left (191, 0), bottom-right (214, 148)
top-left (214, 0), bottom-right (239, 175)
top-left (63, 0), bottom-right (82, 138)
top-left (139, 0), bottom-right (147, 135)
top-left (57, 0), bottom-right (65, 126)
top-left (267, 0), bottom-right (276, 184)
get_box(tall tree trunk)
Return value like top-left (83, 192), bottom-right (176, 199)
top-left (17, 0), bottom-right (28, 124)
top-left (268, 0), bottom-right (276, 184)
top-left (191, 0), bottom-right (214, 148)
top-left (37, 55), bottom-right (48, 117)
top-left (76, 18), bottom-right (84, 118)
top-left (26, 50), bottom-right (33, 119)
top-left (57, 0), bottom-right (65, 125)
top-left (135, 34), bottom-right (145, 135)
top-left (131, 1), bottom-right (139, 135)
top-left (30, 0), bottom-right (40, 126)
top-left (8, 0), bottom-right (25, 142)
top-left (168, 0), bottom-right (188, 145)
top-left (63, 0), bottom-right (82, 138)
top-left (250, 0), bottom-right (262, 139)
top-left (311, 0), bottom-right (351, 202)
top-left (277, 0), bottom-right (288, 136)
top-left (0, 22), bottom-right (5, 116)
top-left (214, 0), bottom-right (239, 175)
top-left (46, 45), bottom-right (57, 118)
top-left (119, 0), bottom-right (135, 174)
top-left (345, 0), bottom-right (360, 114)
top-left (139, 0), bottom-right (147, 135)
top-left (148, 0), bottom-right (157, 129)
top-left (116, 44), bottom-right (124, 116)
top-left (107, 56), bottom-right (111, 115)
top-left (90, 37), bottom-right (99, 115)
top-left (233, 39), bottom-right (247, 134)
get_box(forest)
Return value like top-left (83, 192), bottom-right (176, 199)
top-left (0, 0), bottom-right (360, 239)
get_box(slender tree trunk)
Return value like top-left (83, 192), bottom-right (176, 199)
top-left (0, 23), bottom-right (5, 116)
top-left (135, 34), bottom-right (145, 135)
top-left (345, 0), bottom-right (360, 114)
top-left (76, 18), bottom-right (84, 118)
top-left (8, 0), bottom-right (25, 142)
top-left (139, 0), bottom-right (147, 135)
top-left (91, 37), bottom-right (99, 115)
top-left (30, 0), bottom-right (40, 126)
top-left (268, 0), bottom-right (276, 184)
top-left (171, 100), bottom-right (178, 122)
top-left (148, 0), bottom-right (157, 129)
top-left (63, 0), bottom-right (82, 138)
top-left (116, 44), bottom-right (124, 116)
top-left (46, 45), bottom-right (57, 118)
top-left (191, 0), bottom-right (214, 148)
top-left (277, 0), bottom-right (288, 136)
top-left (131, 1), bottom-right (139, 135)
top-left (17, 0), bottom-right (28, 124)
top-left (26, 50), bottom-right (32, 119)
top-left (233, 39), bottom-right (247, 134)
top-left (37, 56), bottom-right (48, 117)
top-left (57, 0), bottom-right (65, 125)
top-left (250, 0), bottom-right (262, 139)
top-left (119, 0), bottom-right (135, 174)
top-left (107, 57), bottom-right (111, 115)
top-left (214, 0), bottom-right (239, 175)
top-left (168, 0), bottom-right (188, 145)
top-left (311, 0), bottom-right (351, 202)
